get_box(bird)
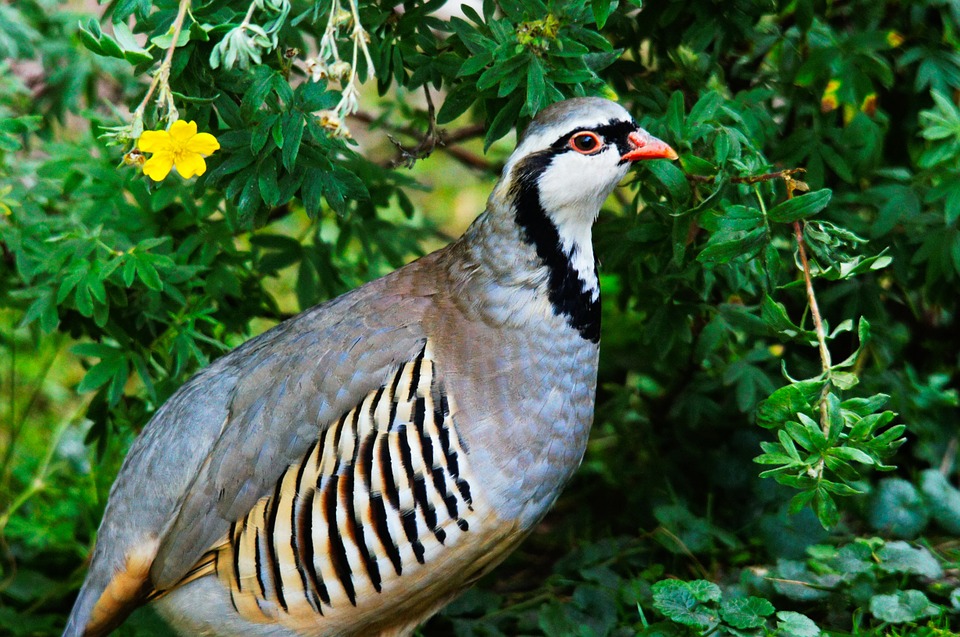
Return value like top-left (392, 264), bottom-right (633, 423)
top-left (63, 96), bottom-right (677, 637)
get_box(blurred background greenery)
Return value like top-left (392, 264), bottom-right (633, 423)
top-left (1, 0), bottom-right (959, 635)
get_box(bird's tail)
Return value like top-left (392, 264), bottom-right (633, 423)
top-left (62, 538), bottom-right (159, 637)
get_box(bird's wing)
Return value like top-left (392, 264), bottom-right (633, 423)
top-left (155, 291), bottom-right (436, 587)
top-left (68, 266), bottom-right (438, 636)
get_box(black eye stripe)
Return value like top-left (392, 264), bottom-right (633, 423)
top-left (549, 119), bottom-right (638, 155)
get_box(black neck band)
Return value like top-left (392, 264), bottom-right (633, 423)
top-left (510, 152), bottom-right (600, 343)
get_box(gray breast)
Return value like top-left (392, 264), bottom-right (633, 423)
top-left (429, 305), bottom-right (600, 529)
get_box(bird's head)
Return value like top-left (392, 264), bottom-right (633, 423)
top-left (496, 97), bottom-right (677, 223)
top-left (468, 97), bottom-right (677, 342)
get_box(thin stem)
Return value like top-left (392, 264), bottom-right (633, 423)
top-left (0, 397), bottom-right (85, 534)
top-left (132, 0), bottom-right (191, 120)
top-left (793, 222), bottom-right (831, 374)
top-left (0, 335), bottom-right (64, 490)
top-left (349, 111), bottom-right (495, 171)
top-left (941, 436), bottom-right (958, 476)
top-left (321, 0), bottom-right (343, 64)
top-left (685, 168), bottom-right (806, 185)
top-left (241, 0), bottom-right (259, 26)
top-left (348, 0), bottom-right (375, 81)
top-left (794, 219), bottom-right (832, 454)
top-left (754, 186), bottom-right (775, 293)
top-left (4, 316), bottom-right (15, 479)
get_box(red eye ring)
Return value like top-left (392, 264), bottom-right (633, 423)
top-left (569, 131), bottom-right (603, 154)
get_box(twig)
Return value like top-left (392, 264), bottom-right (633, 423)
top-left (793, 222), bottom-right (831, 376)
top-left (131, 0), bottom-right (191, 121)
top-left (941, 436), bottom-right (958, 476)
top-left (349, 109), bottom-right (495, 171)
top-left (685, 168), bottom-right (807, 185)
top-left (786, 173), bottom-right (834, 464)
top-left (385, 87), bottom-right (442, 168)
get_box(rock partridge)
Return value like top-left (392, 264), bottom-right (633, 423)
top-left (63, 96), bottom-right (677, 637)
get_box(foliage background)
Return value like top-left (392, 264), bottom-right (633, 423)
top-left (1, 0), bottom-right (959, 635)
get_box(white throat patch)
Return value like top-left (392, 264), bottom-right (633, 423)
top-left (534, 147), bottom-right (629, 301)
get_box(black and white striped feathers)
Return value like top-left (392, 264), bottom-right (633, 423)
top-left (221, 346), bottom-right (477, 621)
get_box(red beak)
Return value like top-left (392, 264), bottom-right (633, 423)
top-left (621, 130), bottom-right (679, 162)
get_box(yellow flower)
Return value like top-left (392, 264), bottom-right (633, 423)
top-left (820, 79), bottom-right (841, 113)
top-left (137, 120), bottom-right (220, 181)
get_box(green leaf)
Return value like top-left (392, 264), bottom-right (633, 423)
top-left (645, 159), bottom-right (690, 201)
top-left (841, 394), bottom-right (889, 417)
top-left (76, 22), bottom-right (105, 56)
top-left (651, 580), bottom-right (720, 630)
top-left (135, 256), bottom-right (163, 291)
top-left (525, 57), bottom-right (546, 115)
top-left (477, 54), bottom-right (526, 91)
top-left (919, 469), bottom-right (960, 534)
top-left (237, 176), bottom-right (262, 221)
top-left (252, 114), bottom-right (278, 155)
top-left (97, 33), bottom-right (124, 59)
top-left (437, 83), bottom-right (476, 124)
top-left (687, 580), bottom-right (721, 603)
top-left (785, 420), bottom-right (816, 452)
top-left (787, 490), bottom-right (816, 515)
top-left (698, 228), bottom-right (767, 264)
top-left (258, 158), bottom-right (281, 207)
top-left (877, 541), bottom-right (943, 578)
top-left (592, 0), bottom-right (617, 29)
top-left (869, 590), bottom-right (940, 623)
top-left (484, 95), bottom-right (523, 150)
top-left (761, 296), bottom-right (808, 339)
top-left (112, 21), bottom-right (152, 63)
top-left (688, 91), bottom-right (723, 125)
top-left (302, 168), bottom-right (324, 216)
top-left (319, 170), bottom-right (346, 215)
top-left (829, 446), bottom-right (874, 465)
top-left (150, 24), bottom-right (191, 49)
top-left (112, 0), bottom-right (149, 22)
top-left (241, 66), bottom-right (277, 119)
top-left (679, 154), bottom-right (716, 177)
top-left (767, 189), bottom-right (832, 223)
top-left (449, 16), bottom-right (495, 54)
top-left (665, 90), bottom-right (684, 139)
top-left (756, 381), bottom-right (822, 429)
top-left (458, 49), bottom-right (494, 77)
top-left (719, 596), bottom-right (775, 629)
top-left (775, 611), bottom-right (820, 637)
top-left (830, 371), bottom-right (859, 389)
top-left (281, 113), bottom-right (304, 172)
top-left (848, 410), bottom-right (895, 440)
top-left (815, 489), bottom-right (839, 529)
top-left (869, 480), bottom-right (929, 539)
top-left (77, 356), bottom-right (126, 394)
top-left (296, 81), bottom-right (337, 112)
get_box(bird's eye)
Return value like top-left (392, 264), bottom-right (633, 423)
top-left (569, 132), bottom-right (602, 154)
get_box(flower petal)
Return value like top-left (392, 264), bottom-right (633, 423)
top-left (143, 152), bottom-right (174, 181)
top-left (169, 120), bottom-right (198, 144)
top-left (187, 132), bottom-right (220, 155)
top-left (137, 130), bottom-right (173, 154)
top-left (174, 152), bottom-right (207, 179)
